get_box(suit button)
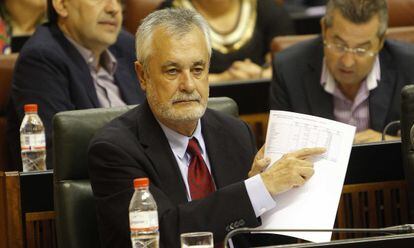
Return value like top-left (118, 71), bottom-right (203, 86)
top-left (239, 219), bottom-right (245, 227)
top-left (234, 220), bottom-right (244, 228)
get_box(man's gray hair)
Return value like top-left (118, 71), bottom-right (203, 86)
top-left (324, 0), bottom-right (388, 38)
top-left (135, 8), bottom-right (212, 67)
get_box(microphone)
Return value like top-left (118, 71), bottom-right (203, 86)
top-left (382, 120), bottom-right (400, 141)
top-left (223, 225), bottom-right (414, 248)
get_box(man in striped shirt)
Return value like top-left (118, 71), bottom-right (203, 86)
top-left (270, 0), bottom-right (414, 143)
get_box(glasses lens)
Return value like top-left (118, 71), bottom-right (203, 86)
top-left (355, 48), bottom-right (368, 57)
top-left (325, 41), bottom-right (374, 57)
top-left (333, 44), bottom-right (346, 53)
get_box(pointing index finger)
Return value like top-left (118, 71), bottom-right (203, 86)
top-left (287, 147), bottom-right (326, 159)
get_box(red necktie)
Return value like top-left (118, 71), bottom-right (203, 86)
top-left (187, 137), bottom-right (215, 200)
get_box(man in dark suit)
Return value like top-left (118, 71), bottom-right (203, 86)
top-left (6, 0), bottom-right (145, 169)
top-left (88, 8), bottom-right (324, 248)
top-left (270, 0), bottom-right (414, 143)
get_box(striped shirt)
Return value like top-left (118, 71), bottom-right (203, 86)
top-left (320, 57), bottom-right (380, 131)
top-left (66, 36), bottom-right (126, 108)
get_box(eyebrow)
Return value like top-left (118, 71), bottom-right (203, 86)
top-left (161, 61), bottom-right (180, 68)
top-left (193, 60), bottom-right (207, 67)
top-left (333, 34), bottom-right (372, 47)
top-left (161, 60), bottom-right (207, 69)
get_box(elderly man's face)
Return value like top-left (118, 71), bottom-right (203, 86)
top-left (137, 26), bottom-right (210, 126)
top-left (322, 9), bottom-right (384, 87)
top-left (57, 0), bottom-right (122, 52)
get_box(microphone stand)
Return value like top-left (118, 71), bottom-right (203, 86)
top-left (223, 225), bottom-right (414, 248)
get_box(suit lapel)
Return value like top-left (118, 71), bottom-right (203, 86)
top-left (202, 122), bottom-right (228, 188)
top-left (304, 39), bottom-right (334, 119)
top-left (201, 111), bottom-right (247, 188)
top-left (369, 50), bottom-right (397, 130)
top-left (137, 102), bottom-right (188, 204)
top-left (50, 24), bottom-right (100, 107)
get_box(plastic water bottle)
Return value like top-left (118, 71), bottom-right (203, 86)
top-left (129, 178), bottom-right (159, 248)
top-left (19, 104), bottom-right (46, 172)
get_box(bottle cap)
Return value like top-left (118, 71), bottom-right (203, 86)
top-left (24, 104), bottom-right (38, 113)
top-left (134, 178), bottom-right (149, 188)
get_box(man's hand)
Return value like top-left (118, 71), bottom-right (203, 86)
top-left (354, 129), bottom-right (400, 144)
top-left (260, 148), bottom-right (326, 196)
top-left (248, 145), bottom-right (271, 178)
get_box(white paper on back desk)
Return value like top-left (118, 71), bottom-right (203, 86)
top-left (259, 110), bottom-right (356, 243)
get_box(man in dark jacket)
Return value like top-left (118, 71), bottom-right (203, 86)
top-left (88, 8), bottom-right (324, 248)
top-left (7, 0), bottom-right (145, 169)
top-left (270, 0), bottom-right (414, 143)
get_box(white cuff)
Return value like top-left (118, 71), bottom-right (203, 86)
top-left (245, 175), bottom-right (276, 217)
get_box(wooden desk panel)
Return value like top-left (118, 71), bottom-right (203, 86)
top-left (1, 171), bottom-right (24, 248)
top-left (335, 180), bottom-right (409, 240)
top-left (0, 171), bottom-right (56, 248)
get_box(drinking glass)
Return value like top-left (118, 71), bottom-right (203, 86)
top-left (180, 232), bottom-right (214, 248)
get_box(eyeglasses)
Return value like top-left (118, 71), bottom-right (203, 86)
top-left (323, 40), bottom-right (377, 58)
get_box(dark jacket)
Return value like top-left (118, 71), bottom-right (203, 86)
top-left (88, 102), bottom-right (260, 247)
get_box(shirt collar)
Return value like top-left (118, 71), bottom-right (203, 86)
top-left (64, 35), bottom-right (117, 75)
top-left (320, 56), bottom-right (380, 94)
top-left (158, 120), bottom-right (204, 160)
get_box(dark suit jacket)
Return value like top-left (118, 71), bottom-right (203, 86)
top-left (88, 102), bottom-right (261, 248)
top-left (6, 23), bottom-right (145, 170)
top-left (270, 37), bottom-right (414, 132)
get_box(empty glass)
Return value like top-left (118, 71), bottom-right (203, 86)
top-left (180, 232), bottom-right (214, 248)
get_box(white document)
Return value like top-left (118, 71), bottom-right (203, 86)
top-left (260, 111), bottom-right (356, 243)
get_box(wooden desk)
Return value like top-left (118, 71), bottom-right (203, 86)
top-left (0, 143), bottom-right (408, 247)
top-left (0, 170), bottom-right (56, 248)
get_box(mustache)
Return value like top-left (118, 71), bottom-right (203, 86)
top-left (171, 92), bottom-right (201, 103)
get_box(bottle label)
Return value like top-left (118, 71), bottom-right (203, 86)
top-left (20, 134), bottom-right (46, 151)
top-left (130, 210), bottom-right (158, 232)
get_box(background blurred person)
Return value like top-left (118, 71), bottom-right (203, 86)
top-left (160, 0), bottom-right (295, 83)
top-left (0, 0), bottom-right (47, 54)
top-left (270, 0), bottom-right (414, 144)
top-left (6, 0), bottom-right (145, 170)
